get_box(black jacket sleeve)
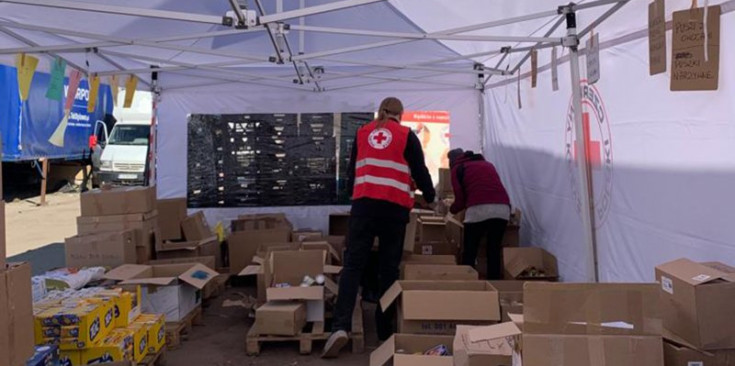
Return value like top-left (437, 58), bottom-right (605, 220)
top-left (404, 131), bottom-right (436, 203)
top-left (346, 138), bottom-right (358, 197)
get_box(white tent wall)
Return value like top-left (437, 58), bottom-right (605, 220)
top-left (157, 80), bottom-right (481, 232)
top-left (484, 1), bottom-right (735, 282)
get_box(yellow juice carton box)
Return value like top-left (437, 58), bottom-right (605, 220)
top-left (82, 329), bottom-right (133, 364)
top-left (135, 314), bottom-right (166, 355)
top-left (58, 350), bottom-right (82, 366)
top-left (34, 300), bottom-right (115, 349)
top-left (124, 322), bottom-right (150, 363)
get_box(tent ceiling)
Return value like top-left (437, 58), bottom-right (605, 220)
top-left (0, 0), bottom-right (629, 92)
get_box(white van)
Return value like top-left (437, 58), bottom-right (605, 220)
top-left (96, 120), bottom-right (150, 185)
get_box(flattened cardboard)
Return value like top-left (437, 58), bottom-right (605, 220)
top-left (105, 263), bottom-right (217, 289)
top-left (149, 256), bottom-right (216, 269)
top-left (292, 230), bottom-right (322, 243)
top-left (402, 264), bottom-right (478, 281)
top-left (181, 212), bottom-right (213, 241)
top-left (649, 0), bottom-right (667, 75)
top-left (503, 247), bottom-right (558, 280)
top-left (156, 198), bottom-right (187, 241)
top-left (370, 334), bottom-right (454, 366)
top-left (155, 237), bottom-right (217, 260)
top-left (523, 334), bottom-right (664, 366)
top-left (328, 212), bottom-right (350, 236)
top-left (656, 258), bottom-right (735, 350)
top-left (671, 6), bottom-right (721, 91)
top-left (80, 186), bottom-right (156, 216)
top-left (255, 301), bottom-right (307, 336)
top-left (65, 230), bottom-right (137, 268)
top-left (455, 324), bottom-right (517, 366)
top-left (523, 282), bottom-right (662, 336)
top-left (0, 262), bottom-right (34, 366)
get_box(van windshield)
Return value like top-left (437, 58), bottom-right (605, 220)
top-left (108, 125), bottom-right (150, 146)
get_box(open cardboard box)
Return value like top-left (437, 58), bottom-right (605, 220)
top-left (105, 263), bottom-right (218, 322)
top-left (239, 250), bottom-right (340, 321)
top-left (663, 327), bottom-right (735, 366)
top-left (503, 247), bottom-right (558, 281)
top-left (454, 322), bottom-right (522, 366)
top-left (381, 281), bottom-right (500, 335)
top-left (231, 213), bottom-right (292, 232)
top-left (227, 227), bottom-right (292, 275)
top-left (301, 241), bottom-right (341, 264)
top-left (656, 258), bottom-right (735, 350)
top-left (156, 237), bottom-right (218, 260)
top-left (488, 280), bottom-right (526, 322)
top-left (402, 264), bottom-right (478, 281)
top-left (371, 334), bottom-right (455, 366)
top-left (181, 212), bottom-right (213, 241)
top-left (522, 282), bottom-right (664, 366)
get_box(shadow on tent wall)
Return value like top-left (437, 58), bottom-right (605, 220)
top-left (486, 145), bottom-right (735, 283)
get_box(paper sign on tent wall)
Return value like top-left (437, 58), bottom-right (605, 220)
top-left (88, 75), bottom-right (100, 113)
top-left (670, 6), bottom-right (721, 91)
top-left (124, 75), bottom-right (137, 108)
top-left (15, 53), bottom-right (38, 101)
top-left (586, 33), bottom-right (600, 84)
top-left (648, 0), bottom-right (667, 75)
top-left (46, 57), bottom-right (66, 101)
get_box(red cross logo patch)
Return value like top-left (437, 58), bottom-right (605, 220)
top-left (369, 128), bottom-right (393, 150)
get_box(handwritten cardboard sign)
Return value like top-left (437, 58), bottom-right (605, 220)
top-left (670, 6), bottom-right (721, 91)
top-left (648, 0), bottom-right (667, 75)
top-left (586, 33), bottom-right (600, 84)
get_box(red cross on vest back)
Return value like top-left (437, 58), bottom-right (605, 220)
top-left (373, 131), bottom-right (388, 145)
top-left (573, 112), bottom-right (602, 167)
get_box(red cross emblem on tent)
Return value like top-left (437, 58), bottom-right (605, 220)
top-left (369, 128), bottom-right (393, 150)
top-left (573, 112), bottom-right (602, 167)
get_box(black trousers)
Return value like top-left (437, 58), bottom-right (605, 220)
top-left (462, 218), bottom-right (508, 280)
top-left (332, 216), bottom-right (406, 340)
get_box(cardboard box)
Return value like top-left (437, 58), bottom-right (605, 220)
top-left (329, 212), bottom-right (350, 236)
top-left (291, 230), bottom-right (323, 243)
top-left (488, 280), bottom-right (525, 322)
top-left (414, 241), bottom-right (457, 256)
top-left (181, 212), bottom-right (213, 241)
top-left (105, 263), bottom-right (218, 322)
top-left (402, 254), bottom-right (457, 265)
top-left (81, 328), bottom-right (133, 364)
top-left (370, 334), bottom-right (454, 366)
top-left (155, 237), bottom-right (218, 261)
top-left (254, 301), bottom-right (307, 336)
top-left (0, 262), bottom-right (34, 366)
top-left (663, 329), bottom-right (735, 366)
top-left (248, 242), bottom-right (301, 304)
top-left (34, 299), bottom-right (115, 350)
top-left (325, 236), bottom-right (346, 262)
top-left (59, 351), bottom-right (82, 366)
top-left (381, 281), bottom-right (500, 335)
top-left (502, 225), bottom-right (519, 248)
top-left (503, 247), bottom-right (558, 281)
top-left (418, 218), bottom-right (448, 243)
top-left (156, 198), bottom-right (187, 241)
top-left (231, 213), bottom-right (292, 232)
top-left (402, 264), bottom-right (478, 281)
top-left (655, 258), bottom-right (735, 350)
top-left (523, 334), bottom-right (664, 366)
top-left (149, 256), bottom-right (216, 269)
top-left (80, 186), bottom-right (156, 217)
top-left (65, 230), bottom-right (137, 268)
top-left (0, 202), bottom-right (5, 269)
top-left (301, 241), bottom-right (341, 264)
top-left (228, 229), bottom-right (291, 275)
top-left (454, 323), bottom-right (521, 366)
top-left (403, 212), bottom-right (418, 252)
top-left (135, 314), bottom-right (165, 355)
top-left (446, 216), bottom-right (463, 247)
top-left (76, 211), bottom-right (158, 263)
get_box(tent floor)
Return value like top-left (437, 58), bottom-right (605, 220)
top-left (168, 286), bottom-right (376, 365)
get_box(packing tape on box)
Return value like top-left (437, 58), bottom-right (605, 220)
top-left (588, 336), bottom-right (606, 366)
top-left (584, 290), bottom-right (603, 334)
top-left (550, 337), bottom-right (565, 366)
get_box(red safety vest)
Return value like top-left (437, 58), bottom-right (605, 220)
top-left (352, 120), bottom-right (414, 209)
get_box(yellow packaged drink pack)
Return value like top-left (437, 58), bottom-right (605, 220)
top-left (126, 322), bottom-right (150, 363)
top-left (35, 301), bottom-right (115, 349)
top-left (136, 314), bottom-right (165, 355)
top-left (58, 350), bottom-right (83, 366)
top-left (82, 330), bottom-right (133, 364)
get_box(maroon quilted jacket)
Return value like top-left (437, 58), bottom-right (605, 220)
top-left (450, 152), bottom-right (510, 214)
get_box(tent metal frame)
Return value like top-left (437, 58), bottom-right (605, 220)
top-left (0, 0), bottom-right (632, 281)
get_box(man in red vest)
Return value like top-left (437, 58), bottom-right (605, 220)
top-left (323, 97), bottom-right (436, 358)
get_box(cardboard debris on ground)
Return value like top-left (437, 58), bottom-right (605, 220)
top-left (655, 258), bottom-right (735, 350)
top-left (381, 281), bottom-right (500, 335)
top-left (65, 230), bottom-right (138, 268)
top-left (370, 334), bottom-right (455, 366)
top-left (503, 247), bottom-right (558, 281)
top-left (80, 186), bottom-right (156, 217)
top-left (156, 198), bottom-right (187, 241)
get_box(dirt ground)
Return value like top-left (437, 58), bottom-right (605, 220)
top-left (6, 192), bottom-right (80, 257)
top-left (168, 287), bottom-right (377, 366)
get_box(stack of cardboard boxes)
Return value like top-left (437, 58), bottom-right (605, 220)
top-left (1, 200), bottom-right (35, 366)
top-left (228, 214), bottom-right (293, 277)
top-left (32, 287), bottom-right (166, 366)
top-left (155, 206), bottom-right (221, 269)
top-left (67, 187), bottom-right (159, 267)
top-left (656, 258), bottom-right (735, 365)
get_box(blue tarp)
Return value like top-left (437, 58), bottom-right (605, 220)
top-left (0, 64), bottom-right (113, 161)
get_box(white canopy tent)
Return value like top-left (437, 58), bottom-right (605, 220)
top-left (1, 0), bottom-right (733, 283)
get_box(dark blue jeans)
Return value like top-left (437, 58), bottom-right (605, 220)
top-left (332, 216), bottom-right (406, 340)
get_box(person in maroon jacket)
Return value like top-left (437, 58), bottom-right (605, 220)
top-left (448, 148), bottom-right (511, 280)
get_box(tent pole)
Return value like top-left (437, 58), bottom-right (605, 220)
top-left (564, 7), bottom-right (600, 282)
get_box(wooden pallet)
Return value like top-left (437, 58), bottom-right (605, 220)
top-left (165, 306), bottom-right (203, 350)
top-left (245, 301), bottom-right (365, 356)
top-left (136, 346), bottom-right (167, 366)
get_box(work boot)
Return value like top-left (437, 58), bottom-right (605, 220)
top-left (321, 330), bottom-right (349, 359)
